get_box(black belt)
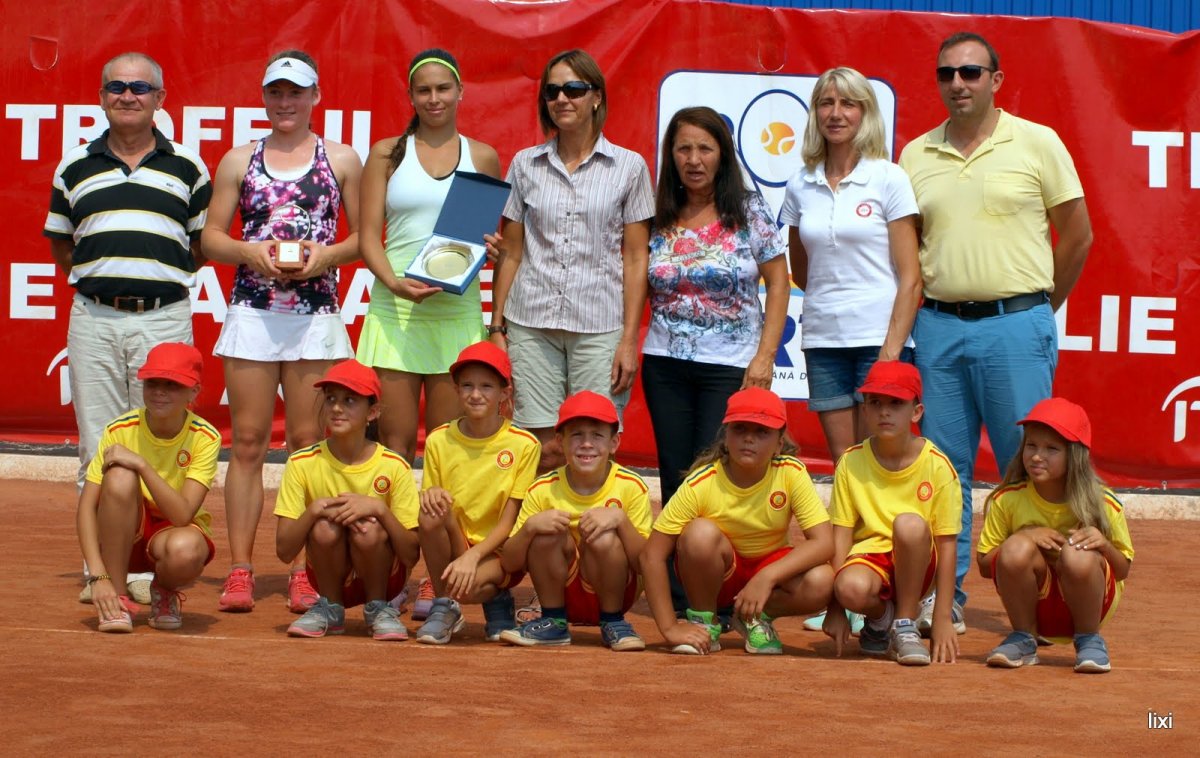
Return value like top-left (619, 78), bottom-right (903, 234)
top-left (922, 291), bottom-right (1048, 320)
top-left (88, 289), bottom-right (188, 313)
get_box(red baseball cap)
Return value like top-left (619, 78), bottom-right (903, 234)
top-left (722, 387), bottom-right (787, 429)
top-left (314, 359), bottom-right (381, 399)
top-left (555, 390), bottom-right (618, 430)
top-left (450, 341), bottom-right (512, 384)
top-left (1019, 397), bottom-right (1092, 448)
top-left (137, 343), bottom-right (203, 388)
top-left (858, 361), bottom-right (922, 401)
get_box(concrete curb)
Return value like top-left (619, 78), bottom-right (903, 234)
top-left (4, 453), bottom-right (1197, 519)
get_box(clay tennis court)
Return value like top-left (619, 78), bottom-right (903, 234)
top-left (1, 478), bottom-right (1193, 754)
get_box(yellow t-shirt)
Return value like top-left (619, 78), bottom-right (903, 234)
top-left (898, 110), bottom-right (1084, 301)
top-left (830, 439), bottom-right (961, 555)
top-left (977, 482), bottom-right (1134, 565)
top-left (85, 409), bottom-right (220, 536)
top-left (274, 441), bottom-right (419, 529)
top-left (511, 463), bottom-right (652, 543)
top-left (654, 456), bottom-right (829, 559)
top-left (422, 418), bottom-right (541, 545)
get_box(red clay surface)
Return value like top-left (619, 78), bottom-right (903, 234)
top-left (1, 480), bottom-right (1195, 755)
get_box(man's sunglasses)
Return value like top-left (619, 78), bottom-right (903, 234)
top-left (936, 65), bottom-right (993, 83)
top-left (103, 80), bottom-right (158, 96)
top-left (542, 81), bottom-right (597, 101)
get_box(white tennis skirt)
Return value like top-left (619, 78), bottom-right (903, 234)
top-left (213, 305), bottom-right (353, 362)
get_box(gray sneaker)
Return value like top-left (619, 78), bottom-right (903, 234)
top-left (1073, 633), bottom-right (1111, 673)
top-left (916, 592), bottom-right (967, 636)
top-left (415, 598), bottom-right (465, 645)
top-left (987, 631), bottom-right (1039, 668)
top-left (364, 600), bottom-right (409, 641)
top-left (287, 598), bottom-right (345, 638)
top-left (889, 619), bottom-right (930, 665)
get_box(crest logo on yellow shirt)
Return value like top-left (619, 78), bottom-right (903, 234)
top-left (917, 481), bottom-right (933, 502)
top-left (605, 498), bottom-right (622, 509)
top-left (176, 450), bottom-right (191, 468)
top-left (769, 490), bottom-right (787, 510)
top-left (496, 450), bottom-right (514, 469)
top-left (373, 475), bottom-right (392, 495)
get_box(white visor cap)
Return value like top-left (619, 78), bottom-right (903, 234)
top-left (262, 57), bottom-right (318, 88)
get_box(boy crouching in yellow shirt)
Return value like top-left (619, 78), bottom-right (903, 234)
top-left (500, 391), bottom-right (652, 651)
top-left (824, 361), bottom-right (961, 665)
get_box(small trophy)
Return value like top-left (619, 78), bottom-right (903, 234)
top-left (267, 202), bottom-right (313, 271)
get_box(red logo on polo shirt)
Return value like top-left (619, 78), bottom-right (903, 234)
top-left (373, 476), bottom-right (392, 495)
top-left (856, 203), bottom-right (873, 218)
top-left (176, 450), bottom-right (191, 468)
top-left (917, 481), bottom-right (933, 501)
top-left (605, 498), bottom-right (622, 509)
top-left (496, 450), bottom-right (514, 469)
top-left (769, 491), bottom-right (787, 510)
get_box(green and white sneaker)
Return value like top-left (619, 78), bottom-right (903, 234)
top-left (671, 609), bottom-right (722, 655)
top-left (732, 614), bottom-right (783, 655)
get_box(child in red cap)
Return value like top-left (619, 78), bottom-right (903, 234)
top-left (977, 398), bottom-right (1133, 673)
top-left (823, 360), bottom-right (962, 665)
top-left (642, 387), bottom-right (834, 655)
top-left (273, 359), bottom-right (420, 640)
top-left (76, 343), bottom-right (220, 633)
top-left (414, 342), bottom-right (541, 644)
top-left (499, 391), bottom-right (652, 651)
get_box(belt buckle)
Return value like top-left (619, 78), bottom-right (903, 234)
top-left (114, 296), bottom-right (147, 313)
top-left (954, 301), bottom-right (990, 320)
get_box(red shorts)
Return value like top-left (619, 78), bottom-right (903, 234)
top-left (990, 552), bottom-right (1119, 638)
top-left (306, 559), bottom-right (407, 610)
top-left (703, 546), bottom-right (793, 609)
top-left (129, 501), bottom-right (216, 574)
top-left (839, 548), bottom-right (936, 602)
top-left (470, 540), bottom-right (525, 591)
top-left (564, 545), bottom-right (640, 625)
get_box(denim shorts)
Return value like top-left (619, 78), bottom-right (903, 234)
top-left (803, 346), bottom-right (913, 412)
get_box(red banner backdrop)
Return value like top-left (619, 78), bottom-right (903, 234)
top-left (2, 1), bottom-right (1197, 487)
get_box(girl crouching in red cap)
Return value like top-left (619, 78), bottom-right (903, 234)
top-left (642, 387), bottom-right (834, 655)
top-left (978, 397), bottom-right (1133, 673)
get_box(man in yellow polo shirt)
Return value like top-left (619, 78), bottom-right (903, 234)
top-left (899, 31), bottom-right (1093, 623)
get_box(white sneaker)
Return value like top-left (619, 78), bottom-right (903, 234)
top-left (916, 592), bottom-right (966, 636)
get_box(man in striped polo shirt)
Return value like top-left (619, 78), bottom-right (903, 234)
top-left (45, 52), bottom-right (211, 599)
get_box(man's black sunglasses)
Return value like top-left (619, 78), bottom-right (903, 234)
top-left (103, 80), bottom-right (158, 96)
top-left (936, 65), bottom-right (993, 83)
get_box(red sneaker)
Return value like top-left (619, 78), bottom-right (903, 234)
top-left (218, 567), bottom-right (255, 612)
top-left (287, 568), bottom-right (319, 614)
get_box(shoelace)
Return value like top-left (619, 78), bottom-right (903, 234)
top-left (223, 570), bottom-right (252, 594)
top-left (153, 589), bottom-right (185, 617)
top-left (416, 579), bottom-right (436, 601)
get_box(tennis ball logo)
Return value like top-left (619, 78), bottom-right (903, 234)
top-left (760, 122), bottom-right (796, 156)
top-left (373, 475), bottom-right (392, 495)
top-left (496, 450), bottom-right (514, 469)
